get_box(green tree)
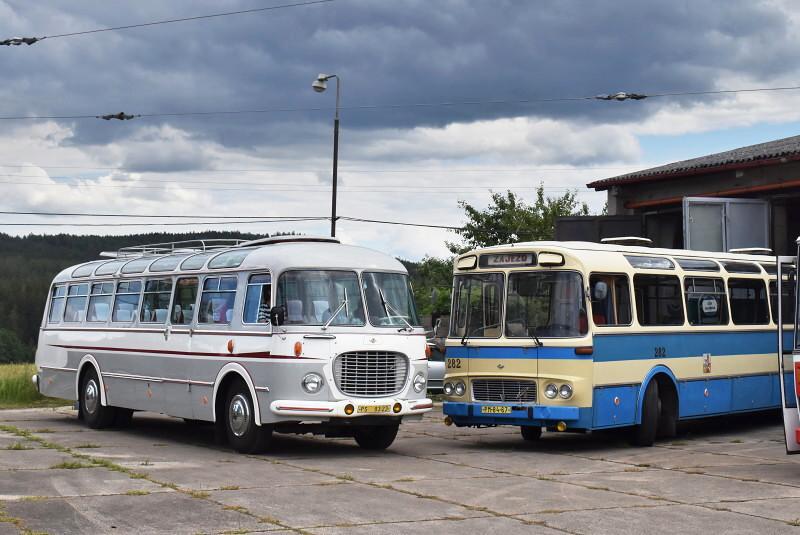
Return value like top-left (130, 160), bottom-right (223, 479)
top-left (447, 185), bottom-right (589, 254)
top-left (403, 256), bottom-right (453, 318)
top-left (0, 328), bottom-right (32, 363)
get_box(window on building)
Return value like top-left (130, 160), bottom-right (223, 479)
top-left (244, 274), bottom-right (272, 324)
top-left (769, 280), bottom-right (796, 325)
top-left (590, 274), bottom-right (631, 326)
top-left (633, 275), bottom-right (684, 326)
top-left (48, 286), bottom-right (66, 323)
top-left (171, 278), bottom-right (199, 325)
top-left (199, 276), bottom-right (237, 324)
top-left (141, 279), bottom-right (172, 323)
top-left (87, 282), bottom-right (114, 322)
top-left (728, 278), bottom-right (769, 325)
top-left (684, 277), bottom-right (728, 326)
top-left (112, 280), bottom-right (142, 323)
top-left (64, 283), bottom-right (89, 323)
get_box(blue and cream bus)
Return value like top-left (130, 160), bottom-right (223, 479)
top-left (442, 241), bottom-right (794, 446)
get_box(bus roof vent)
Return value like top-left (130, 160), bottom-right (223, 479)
top-left (600, 236), bottom-right (653, 247)
top-left (728, 247), bottom-right (773, 255)
top-left (237, 235), bottom-right (340, 247)
top-left (116, 239), bottom-right (247, 258)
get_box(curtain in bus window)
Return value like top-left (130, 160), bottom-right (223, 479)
top-left (172, 278), bottom-right (199, 325)
top-left (506, 272), bottom-right (587, 337)
top-left (684, 277), bottom-right (728, 326)
top-left (728, 278), bottom-right (769, 325)
top-left (449, 273), bottom-right (503, 338)
top-left (633, 275), bottom-right (684, 326)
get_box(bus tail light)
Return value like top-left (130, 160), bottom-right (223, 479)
top-left (425, 344), bottom-right (431, 359)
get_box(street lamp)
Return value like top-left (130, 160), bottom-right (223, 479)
top-left (312, 73), bottom-right (341, 238)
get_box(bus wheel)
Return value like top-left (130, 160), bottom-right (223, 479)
top-left (224, 380), bottom-right (272, 454)
top-left (520, 426), bottom-right (542, 441)
top-left (632, 380), bottom-right (659, 447)
top-left (353, 424), bottom-right (399, 450)
top-left (79, 368), bottom-right (116, 429)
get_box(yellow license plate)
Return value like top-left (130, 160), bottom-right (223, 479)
top-left (357, 405), bottom-right (391, 414)
top-left (481, 406), bottom-right (512, 414)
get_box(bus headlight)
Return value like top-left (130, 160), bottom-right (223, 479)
top-left (443, 382), bottom-right (454, 395)
top-left (301, 373), bottom-right (324, 394)
top-left (413, 372), bottom-right (427, 393)
top-left (544, 383), bottom-right (558, 399)
top-left (454, 381), bottom-right (466, 396)
top-left (559, 383), bottom-right (573, 399)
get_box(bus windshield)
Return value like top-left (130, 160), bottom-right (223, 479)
top-left (276, 270), bottom-right (365, 326)
top-left (505, 271), bottom-right (587, 338)
top-left (450, 273), bottom-right (504, 338)
top-left (362, 272), bottom-right (421, 327)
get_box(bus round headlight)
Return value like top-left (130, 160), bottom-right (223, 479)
top-left (413, 372), bottom-right (427, 393)
top-left (301, 373), bottom-right (324, 394)
top-left (544, 383), bottom-right (558, 399)
top-left (454, 381), bottom-right (466, 396)
top-left (559, 384), bottom-right (573, 399)
top-left (443, 382), bottom-right (454, 395)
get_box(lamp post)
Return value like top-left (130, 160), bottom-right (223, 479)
top-left (312, 73), bottom-right (340, 238)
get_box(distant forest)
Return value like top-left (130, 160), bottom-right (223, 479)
top-left (0, 231), bottom-right (435, 363)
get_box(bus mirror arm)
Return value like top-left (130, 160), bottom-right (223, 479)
top-left (270, 305), bottom-right (286, 327)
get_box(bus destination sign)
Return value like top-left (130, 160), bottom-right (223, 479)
top-left (481, 253), bottom-right (535, 267)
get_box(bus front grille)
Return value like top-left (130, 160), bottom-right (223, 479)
top-left (333, 351), bottom-right (409, 397)
top-left (472, 379), bottom-right (537, 403)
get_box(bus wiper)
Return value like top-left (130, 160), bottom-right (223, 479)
top-left (525, 319), bottom-right (543, 347)
top-left (461, 322), bottom-right (501, 346)
top-left (379, 288), bottom-right (413, 332)
top-left (322, 289), bottom-right (348, 331)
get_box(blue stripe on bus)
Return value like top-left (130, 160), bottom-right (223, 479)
top-left (446, 331), bottom-right (791, 362)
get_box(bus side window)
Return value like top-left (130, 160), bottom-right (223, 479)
top-left (769, 278), bottom-right (796, 325)
top-left (172, 278), bottom-right (199, 325)
top-left (244, 273), bottom-right (272, 324)
top-left (48, 286), bottom-right (67, 323)
top-left (64, 283), bottom-right (89, 323)
top-left (199, 276), bottom-right (237, 325)
top-left (113, 280), bottom-right (142, 323)
top-left (684, 277), bottom-right (728, 326)
top-left (141, 279), bottom-right (172, 323)
top-left (728, 278), bottom-right (769, 325)
top-left (633, 275), bottom-right (684, 326)
top-left (589, 274), bottom-right (631, 326)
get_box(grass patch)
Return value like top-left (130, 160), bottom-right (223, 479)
top-left (218, 485), bottom-right (240, 491)
top-left (0, 363), bottom-right (69, 409)
top-left (124, 490), bottom-right (150, 496)
top-left (188, 490), bottom-right (210, 499)
top-left (74, 443), bottom-right (100, 449)
top-left (6, 441), bottom-right (34, 450)
top-left (50, 460), bottom-right (92, 470)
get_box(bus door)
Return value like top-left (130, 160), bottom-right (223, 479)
top-left (776, 256), bottom-right (800, 454)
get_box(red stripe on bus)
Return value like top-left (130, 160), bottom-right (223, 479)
top-left (48, 344), bottom-right (305, 360)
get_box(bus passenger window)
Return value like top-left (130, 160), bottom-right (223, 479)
top-left (589, 274), bottom-right (631, 326)
top-left (64, 283), bottom-right (89, 323)
top-left (48, 286), bottom-right (66, 323)
top-left (199, 276), bottom-right (238, 324)
top-left (172, 278), bottom-right (199, 325)
top-left (684, 277), bottom-right (728, 326)
top-left (113, 280), bottom-right (141, 322)
top-left (633, 275), bottom-right (684, 326)
top-left (87, 282), bottom-right (114, 322)
top-left (769, 279), bottom-right (796, 325)
top-left (141, 280), bottom-right (172, 323)
top-left (244, 274), bottom-right (272, 324)
top-left (728, 278), bottom-right (769, 325)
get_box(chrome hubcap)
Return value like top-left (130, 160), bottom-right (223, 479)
top-left (84, 379), bottom-right (99, 415)
top-left (229, 394), bottom-right (251, 437)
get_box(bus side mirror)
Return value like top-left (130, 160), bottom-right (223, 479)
top-left (270, 305), bottom-right (286, 327)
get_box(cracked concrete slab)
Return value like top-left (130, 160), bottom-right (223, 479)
top-left (0, 467), bottom-right (164, 500)
top-left (306, 515), bottom-right (563, 534)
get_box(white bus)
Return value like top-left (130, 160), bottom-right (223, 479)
top-left (33, 236), bottom-right (432, 452)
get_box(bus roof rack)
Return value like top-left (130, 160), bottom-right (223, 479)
top-left (600, 236), bottom-right (653, 246)
top-left (115, 239), bottom-right (248, 258)
top-left (729, 247), bottom-right (773, 255)
top-left (236, 236), bottom-right (340, 247)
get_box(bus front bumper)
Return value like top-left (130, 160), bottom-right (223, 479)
top-left (270, 398), bottom-right (433, 418)
top-left (443, 401), bottom-right (589, 428)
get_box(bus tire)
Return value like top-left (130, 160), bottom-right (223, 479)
top-left (79, 367), bottom-right (116, 429)
top-left (520, 426), bottom-right (542, 441)
top-left (354, 424), bottom-right (399, 450)
top-left (224, 380), bottom-right (271, 454)
top-left (633, 380), bottom-right (659, 447)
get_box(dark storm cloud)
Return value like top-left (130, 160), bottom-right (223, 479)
top-left (0, 0), bottom-right (795, 151)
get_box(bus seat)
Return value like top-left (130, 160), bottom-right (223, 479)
top-left (155, 309), bottom-right (167, 322)
top-left (92, 302), bottom-right (110, 322)
top-left (225, 309), bottom-right (233, 323)
top-left (287, 300), bottom-right (303, 322)
top-left (592, 313), bottom-right (606, 326)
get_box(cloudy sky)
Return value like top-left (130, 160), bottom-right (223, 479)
top-left (2, 0), bottom-right (800, 259)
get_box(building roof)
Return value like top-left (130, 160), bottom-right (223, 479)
top-left (588, 134), bottom-right (800, 191)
